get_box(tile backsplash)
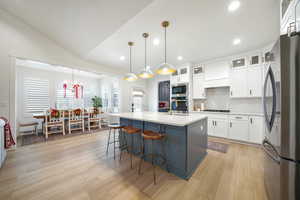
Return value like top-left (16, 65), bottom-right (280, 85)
top-left (193, 87), bottom-right (263, 113)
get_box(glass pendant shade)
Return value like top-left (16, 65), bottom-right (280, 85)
top-left (138, 33), bottom-right (154, 79)
top-left (156, 21), bottom-right (175, 75)
top-left (124, 72), bottom-right (138, 81)
top-left (139, 66), bottom-right (154, 79)
top-left (156, 62), bottom-right (176, 75)
top-left (124, 41), bottom-right (138, 81)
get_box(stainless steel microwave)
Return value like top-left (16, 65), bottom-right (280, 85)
top-left (172, 85), bottom-right (187, 95)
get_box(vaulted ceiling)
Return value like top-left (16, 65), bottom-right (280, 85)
top-left (0, 0), bottom-right (279, 73)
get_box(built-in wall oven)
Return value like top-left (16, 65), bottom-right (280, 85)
top-left (171, 84), bottom-right (188, 112)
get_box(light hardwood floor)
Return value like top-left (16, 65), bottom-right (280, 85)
top-left (0, 131), bottom-right (268, 200)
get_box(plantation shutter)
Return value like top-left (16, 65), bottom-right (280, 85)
top-left (24, 77), bottom-right (50, 113)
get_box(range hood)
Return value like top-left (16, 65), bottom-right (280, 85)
top-left (203, 78), bottom-right (230, 88)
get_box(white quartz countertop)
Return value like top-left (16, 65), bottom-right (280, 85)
top-left (190, 111), bottom-right (264, 116)
top-left (110, 112), bottom-right (207, 127)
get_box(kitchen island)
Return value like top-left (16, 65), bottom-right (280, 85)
top-left (117, 112), bottom-right (208, 180)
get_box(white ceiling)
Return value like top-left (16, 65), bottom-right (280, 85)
top-left (0, 0), bottom-right (153, 55)
top-left (0, 0), bottom-right (280, 73)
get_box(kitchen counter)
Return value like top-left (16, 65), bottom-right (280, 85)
top-left (118, 112), bottom-right (208, 179)
top-left (190, 111), bottom-right (264, 116)
top-left (114, 112), bottom-right (208, 126)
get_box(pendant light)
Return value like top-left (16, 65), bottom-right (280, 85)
top-left (124, 41), bottom-right (138, 81)
top-left (156, 21), bottom-right (176, 75)
top-left (139, 33), bottom-right (154, 79)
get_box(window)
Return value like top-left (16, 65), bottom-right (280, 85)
top-left (24, 77), bottom-right (50, 114)
top-left (132, 89), bottom-right (144, 112)
top-left (101, 78), bottom-right (120, 113)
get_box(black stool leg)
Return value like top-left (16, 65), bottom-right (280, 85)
top-left (106, 128), bottom-right (111, 155)
top-left (130, 134), bottom-right (134, 169)
top-left (138, 138), bottom-right (145, 175)
top-left (151, 139), bottom-right (156, 184)
top-left (113, 128), bottom-right (116, 160)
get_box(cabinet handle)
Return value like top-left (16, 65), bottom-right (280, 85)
top-left (230, 91), bottom-right (233, 96)
top-left (250, 118), bottom-right (253, 124)
top-left (250, 89), bottom-right (252, 95)
top-left (230, 122), bottom-right (232, 127)
top-left (213, 121), bottom-right (215, 126)
top-left (215, 121), bottom-right (217, 126)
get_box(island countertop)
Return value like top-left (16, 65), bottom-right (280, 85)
top-left (111, 112), bottom-right (207, 126)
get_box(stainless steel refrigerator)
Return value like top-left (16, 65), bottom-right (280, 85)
top-left (262, 33), bottom-right (300, 200)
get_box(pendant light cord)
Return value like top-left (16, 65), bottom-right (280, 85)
top-left (130, 45), bottom-right (132, 73)
top-left (145, 37), bottom-right (147, 69)
top-left (164, 26), bottom-right (167, 63)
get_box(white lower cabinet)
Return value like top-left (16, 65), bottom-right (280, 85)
top-left (207, 115), bottom-right (228, 138)
top-left (205, 113), bottom-right (263, 144)
top-left (248, 116), bottom-right (263, 144)
top-left (228, 116), bottom-right (249, 142)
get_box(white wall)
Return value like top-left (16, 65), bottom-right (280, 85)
top-left (120, 78), bottom-right (148, 112)
top-left (0, 8), bottom-right (141, 143)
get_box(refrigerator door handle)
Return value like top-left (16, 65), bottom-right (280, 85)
top-left (263, 66), bottom-right (277, 132)
top-left (262, 138), bottom-right (281, 164)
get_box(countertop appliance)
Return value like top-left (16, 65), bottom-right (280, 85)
top-left (262, 33), bottom-right (300, 200)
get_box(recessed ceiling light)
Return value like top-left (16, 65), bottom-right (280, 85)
top-left (153, 38), bottom-right (160, 45)
top-left (233, 38), bottom-right (241, 45)
top-left (177, 56), bottom-right (183, 60)
top-left (120, 56), bottom-right (125, 61)
top-left (228, 1), bottom-right (240, 12)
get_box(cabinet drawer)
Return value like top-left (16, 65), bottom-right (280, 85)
top-left (228, 115), bottom-right (248, 121)
top-left (205, 114), bottom-right (228, 119)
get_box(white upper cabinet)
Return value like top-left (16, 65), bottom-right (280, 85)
top-left (170, 65), bottom-right (190, 85)
top-left (230, 54), bottom-right (263, 98)
top-left (192, 65), bottom-right (205, 99)
top-left (230, 68), bottom-right (247, 98)
top-left (192, 74), bottom-right (205, 99)
top-left (246, 66), bottom-right (263, 97)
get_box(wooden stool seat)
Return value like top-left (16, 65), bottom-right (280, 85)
top-left (19, 122), bottom-right (38, 127)
top-left (123, 126), bottom-right (141, 134)
top-left (108, 123), bottom-right (124, 129)
top-left (142, 130), bottom-right (165, 140)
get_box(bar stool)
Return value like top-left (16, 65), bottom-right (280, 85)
top-left (121, 126), bottom-right (141, 169)
top-left (106, 123), bottom-right (124, 160)
top-left (138, 130), bottom-right (167, 184)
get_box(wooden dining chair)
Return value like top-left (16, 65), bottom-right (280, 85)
top-left (68, 108), bottom-right (84, 134)
top-left (87, 107), bottom-right (102, 132)
top-left (44, 109), bottom-right (65, 139)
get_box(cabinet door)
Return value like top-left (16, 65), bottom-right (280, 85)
top-left (170, 70), bottom-right (178, 85)
top-left (179, 67), bottom-right (189, 83)
top-left (208, 119), bottom-right (215, 136)
top-left (214, 119), bottom-right (228, 138)
top-left (230, 68), bottom-right (247, 98)
top-left (247, 66), bottom-right (263, 97)
top-left (228, 120), bottom-right (249, 142)
top-left (248, 116), bottom-right (263, 144)
top-left (192, 75), bottom-right (205, 99)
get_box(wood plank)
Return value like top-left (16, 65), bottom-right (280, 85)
top-left (0, 131), bottom-right (267, 200)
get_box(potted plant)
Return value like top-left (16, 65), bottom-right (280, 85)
top-left (91, 96), bottom-right (102, 113)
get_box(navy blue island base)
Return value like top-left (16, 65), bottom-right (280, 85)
top-left (120, 117), bottom-right (208, 180)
